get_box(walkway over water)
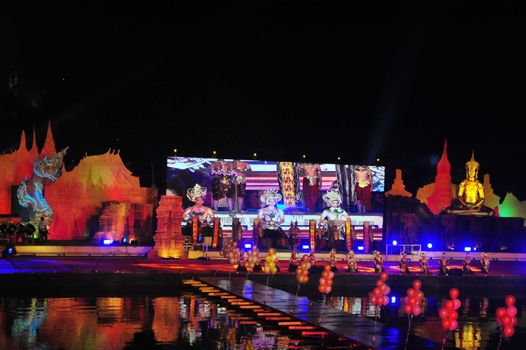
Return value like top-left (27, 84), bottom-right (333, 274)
top-left (201, 277), bottom-right (446, 349)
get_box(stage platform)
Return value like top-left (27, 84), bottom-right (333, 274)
top-left (215, 212), bottom-right (383, 230)
top-left (13, 244), bottom-right (152, 257)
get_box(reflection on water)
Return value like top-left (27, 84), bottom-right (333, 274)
top-left (0, 294), bottom-right (350, 350)
top-left (323, 295), bottom-right (524, 350)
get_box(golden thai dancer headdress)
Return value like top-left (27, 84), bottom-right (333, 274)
top-left (260, 189), bottom-right (282, 205)
top-left (186, 184), bottom-right (207, 202)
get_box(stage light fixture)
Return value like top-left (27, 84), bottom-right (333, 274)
top-left (253, 152), bottom-right (257, 158)
top-left (427, 243), bottom-right (433, 249)
top-left (390, 296), bottom-right (397, 304)
top-left (301, 245), bottom-right (309, 250)
top-left (103, 239), bottom-right (112, 245)
top-left (244, 243), bottom-right (252, 249)
top-left (357, 246), bottom-right (364, 251)
top-left (121, 237), bottom-right (128, 245)
top-left (337, 156), bottom-right (341, 161)
top-left (392, 240), bottom-right (398, 246)
top-left (212, 150), bottom-right (217, 155)
top-left (173, 148), bottom-right (177, 153)
top-left (302, 154), bottom-right (306, 159)
top-left (464, 247), bottom-right (472, 252)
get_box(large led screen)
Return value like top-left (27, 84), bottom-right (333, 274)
top-left (166, 157), bottom-right (385, 214)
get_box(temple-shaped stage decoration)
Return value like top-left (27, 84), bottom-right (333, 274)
top-left (385, 169), bottom-right (412, 197)
top-left (426, 140), bottom-right (453, 215)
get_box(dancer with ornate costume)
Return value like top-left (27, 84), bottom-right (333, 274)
top-left (373, 250), bottom-right (384, 273)
top-left (419, 252), bottom-right (430, 274)
top-left (299, 163), bottom-right (322, 212)
top-left (439, 252), bottom-right (449, 275)
top-left (287, 221), bottom-right (300, 251)
top-left (347, 250), bottom-right (357, 273)
top-left (399, 252), bottom-right (410, 273)
top-left (257, 189), bottom-right (286, 248)
top-left (480, 252), bottom-right (490, 274)
top-left (354, 165), bottom-right (373, 213)
top-left (228, 160), bottom-right (251, 212)
top-left (288, 249), bottom-right (299, 272)
top-left (319, 189), bottom-right (350, 250)
top-left (463, 253), bottom-right (473, 274)
top-left (182, 184), bottom-right (215, 243)
top-left (210, 160), bottom-right (234, 211)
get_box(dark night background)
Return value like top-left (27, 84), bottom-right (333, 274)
top-left (1, 1), bottom-right (525, 199)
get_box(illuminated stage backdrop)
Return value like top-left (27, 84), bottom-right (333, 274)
top-left (166, 157), bottom-right (385, 214)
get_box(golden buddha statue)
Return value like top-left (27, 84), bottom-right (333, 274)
top-left (457, 152), bottom-right (484, 209)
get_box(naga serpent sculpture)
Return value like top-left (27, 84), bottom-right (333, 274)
top-left (17, 147), bottom-right (69, 226)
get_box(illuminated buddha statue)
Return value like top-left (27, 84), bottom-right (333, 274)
top-left (458, 152), bottom-right (484, 210)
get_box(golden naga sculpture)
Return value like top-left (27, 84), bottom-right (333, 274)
top-left (457, 152), bottom-right (484, 209)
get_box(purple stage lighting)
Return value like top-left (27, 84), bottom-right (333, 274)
top-left (302, 245), bottom-right (309, 250)
top-left (427, 243), bottom-right (433, 249)
top-left (103, 239), bottom-right (112, 245)
top-left (244, 243), bottom-right (252, 249)
top-left (464, 247), bottom-right (472, 252)
top-left (357, 246), bottom-right (364, 251)
top-left (392, 240), bottom-right (398, 246)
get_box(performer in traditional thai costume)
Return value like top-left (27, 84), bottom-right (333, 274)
top-left (319, 189), bottom-right (350, 250)
top-left (399, 252), bottom-right (410, 273)
top-left (347, 250), bottom-right (357, 273)
top-left (354, 165), bottom-right (373, 213)
top-left (439, 252), bottom-right (449, 275)
top-left (287, 221), bottom-right (300, 251)
top-left (419, 252), bottom-right (430, 274)
top-left (288, 249), bottom-right (299, 272)
top-left (463, 253), bottom-right (473, 274)
top-left (182, 184), bottom-right (215, 244)
top-left (299, 163), bottom-right (322, 212)
top-left (373, 250), bottom-right (384, 273)
top-left (480, 252), bottom-right (490, 274)
top-left (210, 160), bottom-right (234, 211)
top-left (227, 160), bottom-right (251, 212)
top-left (257, 189), bottom-right (286, 248)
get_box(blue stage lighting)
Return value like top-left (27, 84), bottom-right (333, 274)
top-left (464, 247), bottom-right (472, 252)
top-left (244, 243), bottom-right (252, 249)
top-left (121, 237), bottom-right (128, 245)
top-left (7, 247), bottom-right (14, 254)
top-left (357, 246), bottom-right (364, 251)
top-left (427, 243), bottom-right (433, 249)
top-left (302, 245), bottom-right (310, 250)
top-left (390, 296), bottom-right (397, 304)
top-left (392, 240), bottom-right (398, 246)
top-left (103, 239), bottom-right (112, 245)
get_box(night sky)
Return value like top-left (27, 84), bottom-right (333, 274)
top-left (2, 1), bottom-right (526, 199)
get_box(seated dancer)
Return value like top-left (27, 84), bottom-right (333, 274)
top-left (182, 184), bottom-right (215, 244)
top-left (373, 250), bottom-right (384, 274)
top-left (399, 252), bottom-right (410, 274)
top-left (347, 250), bottom-right (357, 273)
top-left (419, 252), bottom-right (430, 274)
top-left (309, 250), bottom-right (323, 273)
top-left (328, 248), bottom-right (338, 272)
top-left (257, 189), bottom-right (286, 249)
top-left (319, 189), bottom-right (350, 251)
top-left (236, 250), bottom-right (247, 272)
top-left (288, 249), bottom-right (299, 272)
top-left (299, 163), bottom-right (322, 212)
top-left (439, 252), bottom-right (449, 276)
top-left (463, 253), bottom-right (473, 274)
top-left (480, 252), bottom-right (490, 274)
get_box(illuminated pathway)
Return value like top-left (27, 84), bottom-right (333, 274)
top-left (201, 277), bottom-right (442, 349)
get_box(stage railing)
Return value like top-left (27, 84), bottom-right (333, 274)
top-left (385, 243), bottom-right (421, 256)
